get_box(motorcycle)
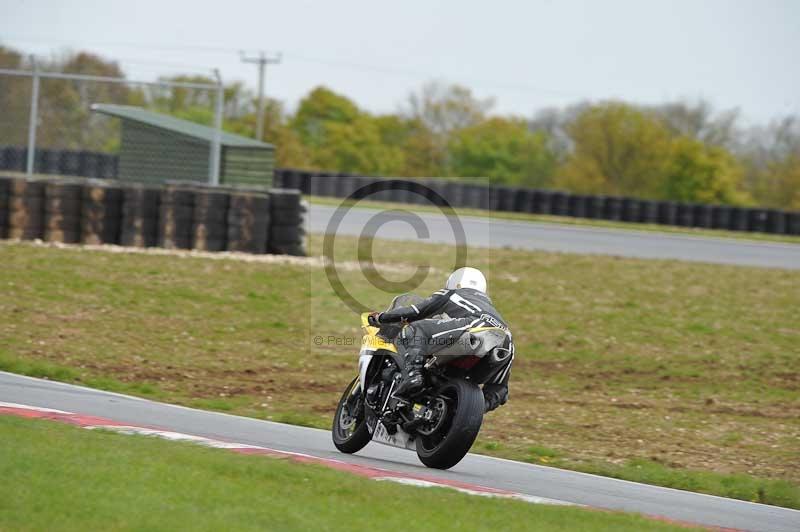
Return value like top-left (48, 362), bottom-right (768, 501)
top-left (331, 294), bottom-right (513, 469)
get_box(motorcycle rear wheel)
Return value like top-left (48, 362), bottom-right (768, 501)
top-left (415, 378), bottom-right (484, 469)
top-left (332, 377), bottom-right (371, 454)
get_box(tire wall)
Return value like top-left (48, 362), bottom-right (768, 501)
top-left (272, 168), bottom-right (799, 236)
top-left (0, 175), bottom-right (306, 256)
top-left (268, 188), bottom-right (306, 256)
top-left (0, 176), bottom-right (9, 239)
top-left (82, 182), bottom-right (123, 245)
top-left (4, 149), bottom-right (799, 236)
top-left (6, 177), bottom-right (46, 240)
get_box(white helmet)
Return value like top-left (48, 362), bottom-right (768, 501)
top-left (446, 267), bottom-right (487, 293)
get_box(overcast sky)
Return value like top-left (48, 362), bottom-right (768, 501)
top-left (2, 0), bottom-right (798, 124)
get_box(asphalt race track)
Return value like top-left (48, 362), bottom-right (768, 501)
top-left (3, 372), bottom-right (798, 531)
top-left (307, 204), bottom-right (800, 270)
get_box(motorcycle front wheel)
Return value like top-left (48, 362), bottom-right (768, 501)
top-left (332, 377), bottom-right (371, 454)
top-left (415, 378), bottom-right (484, 469)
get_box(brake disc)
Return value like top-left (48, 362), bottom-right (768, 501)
top-left (416, 397), bottom-right (448, 436)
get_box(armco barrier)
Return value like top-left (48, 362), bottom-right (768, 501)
top-left (0, 175), bottom-right (305, 257)
top-left (4, 148), bottom-right (799, 236)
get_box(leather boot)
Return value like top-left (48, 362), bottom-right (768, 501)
top-left (393, 351), bottom-right (426, 399)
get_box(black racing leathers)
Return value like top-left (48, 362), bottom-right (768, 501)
top-left (378, 288), bottom-right (513, 412)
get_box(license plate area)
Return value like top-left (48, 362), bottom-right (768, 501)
top-left (372, 421), bottom-right (416, 451)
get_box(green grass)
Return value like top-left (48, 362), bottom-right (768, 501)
top-left (578, 459), bottom-right (799, 509)
top-left (0, 237), bottom-right (798, 509)
top-left (308, 195), bottom-right (800, 244)
top-left (473, 440), bottom-right (799, 507)
top-left (0, 353), bottom-right (166, 398)
top-left (0, 415), bottom-right (692, 531)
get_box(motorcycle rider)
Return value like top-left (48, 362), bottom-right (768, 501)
top-left (368, 267), bottom-right (513, 413)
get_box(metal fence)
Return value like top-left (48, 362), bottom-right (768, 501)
top-left (0, 62), bottom-right (224, 184)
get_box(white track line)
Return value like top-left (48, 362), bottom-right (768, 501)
top-left (1, 400), bottom-right (574, 507)
top-left (0, 401), bottom-right (71, 413)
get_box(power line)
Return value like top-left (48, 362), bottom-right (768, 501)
top-left (3, 35), bottom-right (583, 98)
top-left (1, 35), bottom-right (243, 55)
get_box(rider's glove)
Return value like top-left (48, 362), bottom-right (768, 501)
top-left (367, 312), bottom-right (382, 327)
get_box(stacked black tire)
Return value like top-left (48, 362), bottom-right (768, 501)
top-left (82, 182), bottom-right (123, 245)
top-left (193, 188), bottom-right (230, 252)
top-left (2, 175), bottom-right (308, 255)
top-left (268, 189), bottom-right (306, 256)
top-left (158, 185), bottom-right (195, 249)
top-left (0, 176), bottom-right (9, 239)
top-left (6, 177), bottom-right (46, 240)
top-left (44, 180), bottom-right (83, 244)
top-left (272, 169), bottom-right (800, 236)
top-left (0, 146), bottom-right (119, 180)
top-left (226, 190), bottom-right (270, 253)
top-left (4, 153), bottom-right (800, 236)
top-left (120, 184), bottom-right (160, 247)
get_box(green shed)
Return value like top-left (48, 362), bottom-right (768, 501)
top-left (91, 104), bottom-right (275, 187)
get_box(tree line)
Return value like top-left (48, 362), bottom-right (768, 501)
top-left (1, 46), bottom-right (797, 210)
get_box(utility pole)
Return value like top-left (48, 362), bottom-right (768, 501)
top-left (240, 51), bottom-right (281, 142)
top-left (209, 69), bottom-right (224, 186)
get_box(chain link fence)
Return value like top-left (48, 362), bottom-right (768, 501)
top-left (0, 63), bottom-right (224, 184)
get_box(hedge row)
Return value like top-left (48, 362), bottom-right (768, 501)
top-left (0, 175), bottom-right (306, 256)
